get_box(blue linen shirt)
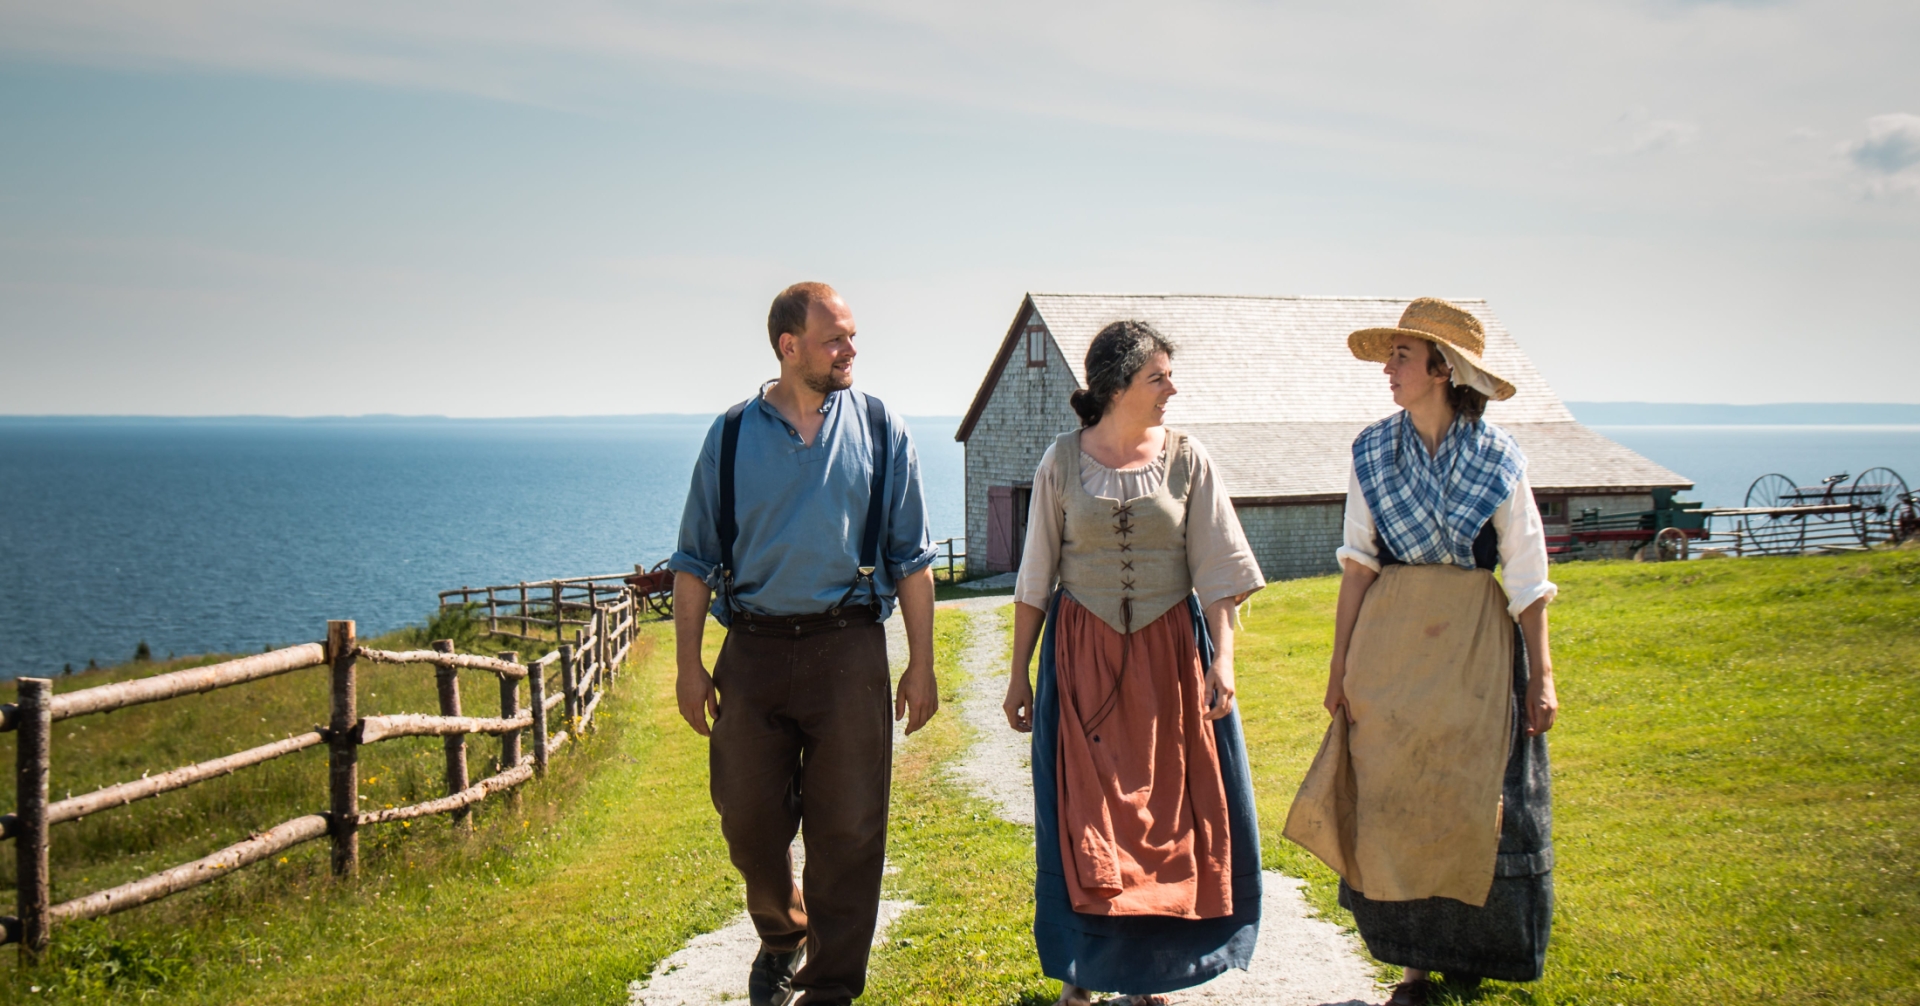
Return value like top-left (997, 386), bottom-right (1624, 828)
top-left (669, 385), bottom-right (938, 626)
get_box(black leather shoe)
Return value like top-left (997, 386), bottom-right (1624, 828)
top-left (748, 943), bottom-right (804, 1006)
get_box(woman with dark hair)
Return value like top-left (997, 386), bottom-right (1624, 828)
top-left (1284, 298), bottom-right (1560, 1006)
top-left (1003, 320), bottom-right (1267, 1005)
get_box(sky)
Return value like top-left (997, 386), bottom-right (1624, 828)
top-left (1, 0), bottom-right (1916, 417)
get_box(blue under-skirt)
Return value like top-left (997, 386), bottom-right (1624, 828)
top-left (1031, 591), bottom-right (1263, 996)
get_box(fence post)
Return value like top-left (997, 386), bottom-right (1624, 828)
top-left (560, 643), bottom-right (579, 735)
top-left (518, 582), bottom-right (528, 636)
top-left (497, 652), bottom-right (523, 813)
top-left (599, 609), bottom-right (611, 685)
top-left (487, 587), bottom-right (498, 634)
top-left (621, 596), bottom-right (633, 670)
top-left (327, 620), bottom-right (358, 879)
top-left (582, 615), bottom-right (595, 698)
top-left (577, 626), bottom-right (596, 730)
top-left (529, 655), bottom-right (549, 777)
top-left (497, 652), bottom-right (522, 769)
top-left (15, 677), bottom-right (52, 960)
top-left (606, 603), bottom-right (618, 677)
top-left (552, 582), bottom-right (565, 644)
top-left (432, 639), bottom-right (471, 834)
top-left (587, 610), bottom-right (601, 694)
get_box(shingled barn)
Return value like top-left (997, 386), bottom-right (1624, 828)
top-left (955, 293), bottom-right (1692, 581)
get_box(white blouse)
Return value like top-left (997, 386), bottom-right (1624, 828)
top-left (1014, 436), bottom-right (1266, 614)
top-left (1335, 466), bottom-right (1558, 621)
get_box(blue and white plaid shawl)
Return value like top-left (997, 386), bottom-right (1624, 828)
top-left (1352, 412), bottom-right (1526, 569)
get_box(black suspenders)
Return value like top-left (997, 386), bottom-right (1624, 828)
top-left (716, 392), bottom-right (891, 614)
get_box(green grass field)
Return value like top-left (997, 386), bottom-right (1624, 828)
top-left (1236, 548), bottom-right (1920, 1004)
top-left (3, 550), bottom-right (1914, 1003)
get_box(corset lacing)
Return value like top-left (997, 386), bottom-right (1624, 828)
top-left (1081, 500), bottom-right (1136, 733)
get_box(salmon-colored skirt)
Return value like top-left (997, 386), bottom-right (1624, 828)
top-left (1054, 594), bottom-right (1232, 919)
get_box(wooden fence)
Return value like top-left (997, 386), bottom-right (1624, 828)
top-left (0, 586), bottom-right (641, 961)
top-left (933, 537), bottom-right (966, 584)
top-left (438, 572), bottom-right (642, 641)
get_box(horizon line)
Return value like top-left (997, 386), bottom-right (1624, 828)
top-left (3, 401), bottom-right (1919, 422)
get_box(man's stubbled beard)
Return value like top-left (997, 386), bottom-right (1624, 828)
top-left (804, 367), bottom-right (853, 394)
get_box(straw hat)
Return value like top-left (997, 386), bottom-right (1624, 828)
top-left (1348, 297), bottom-right (1516, 401)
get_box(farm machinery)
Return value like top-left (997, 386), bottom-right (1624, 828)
top-left (1554, 468), bottom-right (1913, 562)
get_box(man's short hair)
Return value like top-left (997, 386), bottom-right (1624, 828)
top-left (767, 282), bottom-right (839, 357)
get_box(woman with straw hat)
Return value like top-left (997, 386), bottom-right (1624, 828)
top-left (1003, 320), bottom-right (1267, 1006)
top-left (1283, 298), bottom-right (1560, 1006)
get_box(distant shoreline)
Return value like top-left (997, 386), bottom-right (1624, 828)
top-left (2, 406), bottom-right (1914, 426)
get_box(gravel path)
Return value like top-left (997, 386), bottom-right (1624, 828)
top-left (944, 598), bottom-right (1381, 1006)
top-left (940, 596), bottom-right (1034, 824)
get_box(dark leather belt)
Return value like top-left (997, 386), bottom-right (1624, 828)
top-left (733, 605), bottom-right (880, 638)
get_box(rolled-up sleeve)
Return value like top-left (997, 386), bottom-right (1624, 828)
top-left (1335, 467), bottom-right (1383, 573)
top-left (1494, 471), bottom-right (1558, 619)
top-left (883, 414), bottom-right (939, 580)
top-left (667, 416), bottom-right (726, 585)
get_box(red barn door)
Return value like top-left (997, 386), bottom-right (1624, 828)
top-left (986, 485), bottom-right (1015, 571)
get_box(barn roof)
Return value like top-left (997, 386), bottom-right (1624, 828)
top-left (957, 293), bottom-right (1690, 496)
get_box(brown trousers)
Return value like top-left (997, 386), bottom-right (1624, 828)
top-left (710, 615), bottom-right (893, 1006)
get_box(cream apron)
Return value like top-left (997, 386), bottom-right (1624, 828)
top-left (1283, 563), bottom-right (1514, 906)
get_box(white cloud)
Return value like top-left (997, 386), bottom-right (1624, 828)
top-left (1846, 113), bottom-right (1920, 172)
top-left (1841, 113), bottom-right (1920, 197)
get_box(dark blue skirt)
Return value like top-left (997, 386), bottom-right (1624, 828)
top-left (1031, 592), bottom-right (1263, 996)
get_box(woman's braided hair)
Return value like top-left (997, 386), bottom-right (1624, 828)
top-left (1068, 320), bottom-right (1177, 427)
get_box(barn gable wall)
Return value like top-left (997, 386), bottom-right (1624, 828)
top-left (964, 320), bottom-right (1082, 570)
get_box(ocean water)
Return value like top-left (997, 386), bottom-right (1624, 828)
top-left (0, 416), bottom-right (964, 679)
top-left (3, 418), bottom-right (1915, 679)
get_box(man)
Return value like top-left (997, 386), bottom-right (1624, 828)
top-left (669, 281), bottom-right (940, 1006)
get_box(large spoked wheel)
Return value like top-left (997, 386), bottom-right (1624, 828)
top-left (1743, 473), bottom-right (1804, 555)
top-left (646, 559), bottom-right (674, 618)
top-left (1851, 468), bottom-right (1910, 547)
top-left (1653, 527), bottom-right (1691, 562)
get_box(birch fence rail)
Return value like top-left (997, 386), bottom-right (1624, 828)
top-left (0, 580), bottom-right (643, 962)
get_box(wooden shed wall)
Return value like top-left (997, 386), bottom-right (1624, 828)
top-left (964, 320), bottom-right (1081, 571)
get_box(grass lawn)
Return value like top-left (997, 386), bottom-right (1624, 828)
top-left (1235, 548), bottom-right (1920, 1005)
